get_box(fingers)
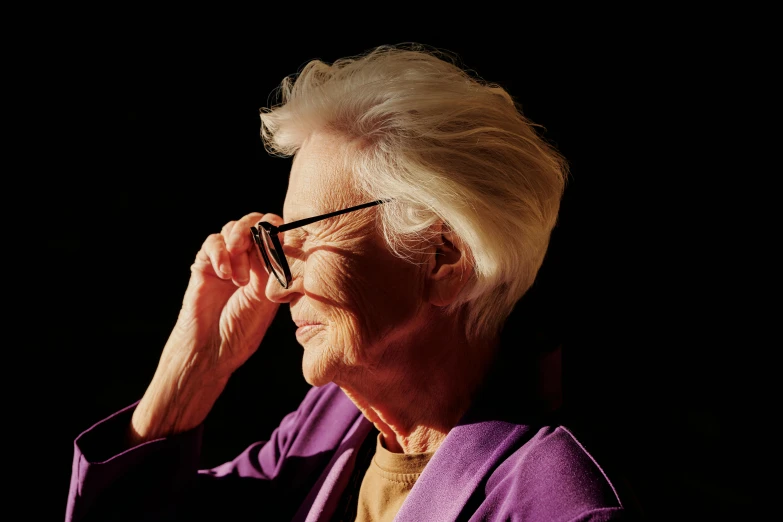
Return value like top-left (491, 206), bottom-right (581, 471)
top-left (196, 212), bottom-right (283, 287)
top-left (198, 233), bottom-right (241, 284)
top-left (221, 212), bottom-right (260, 254)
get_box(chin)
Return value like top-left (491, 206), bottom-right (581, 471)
top-left (301, 367), bottom-right (327, 387)
top-left (301, 366), bottom-right (337, 388)
top-left (300, 343), bottom-right (340, 388)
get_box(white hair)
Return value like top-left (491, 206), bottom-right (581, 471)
top-left (259, 43), bottom-right (568, 342)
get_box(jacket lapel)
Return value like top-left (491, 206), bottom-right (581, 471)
top-left (292, 413), bottom-right (374, 522)
top-left (394, 419), bottom-right (532, 521)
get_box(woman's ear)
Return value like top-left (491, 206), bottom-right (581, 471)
top-left (426, 224), bottom-right (474, 307)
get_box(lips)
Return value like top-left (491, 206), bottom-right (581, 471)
top-left (293, 319), bottom-right (322, 328)
top-left (295, 323), bottom-right (325, 343)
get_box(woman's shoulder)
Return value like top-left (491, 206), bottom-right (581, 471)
top-left (483, 424), bottom-right (628, 518)
top-left (400, 420), bottom-right (632, 521)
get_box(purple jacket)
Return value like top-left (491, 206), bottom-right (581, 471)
top-left (66, 382), bottom-right (628, 521)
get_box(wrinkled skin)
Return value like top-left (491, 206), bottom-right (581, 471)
top-left (131, 130), bottom-right (492, 455)
top-left (263, 132), bottom-right (431, 389)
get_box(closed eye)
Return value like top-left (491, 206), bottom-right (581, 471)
top-left (284, 227), bottom-right (309, 244)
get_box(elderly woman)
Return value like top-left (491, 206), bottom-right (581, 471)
top-left (66, 44), bottom-right (630, 521)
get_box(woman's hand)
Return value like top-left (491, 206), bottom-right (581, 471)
top-left (171, 211), bottom-right (281, 379)
top-left (130, 212), bottom-right (281, 443)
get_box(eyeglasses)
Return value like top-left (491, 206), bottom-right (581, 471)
top-left (250, 199), bottom-right (390, 289)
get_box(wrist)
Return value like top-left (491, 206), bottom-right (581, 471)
top-left (129, 351), bottom-right (230, 444)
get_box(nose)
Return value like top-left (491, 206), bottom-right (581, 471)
top-left (264, 266), bottom-right (301, 303)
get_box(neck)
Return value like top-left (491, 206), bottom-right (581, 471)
top-left (336, 314), bottom-right (499, 454)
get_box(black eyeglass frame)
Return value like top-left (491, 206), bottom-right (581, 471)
top-left (250, 199), bottom-right (391, 288)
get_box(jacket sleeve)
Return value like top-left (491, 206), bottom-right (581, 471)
top-left (65, 385), bottom-right (337, 522)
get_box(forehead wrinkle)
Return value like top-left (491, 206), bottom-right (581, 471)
top-left (284, 131), bottom-right (364, 221)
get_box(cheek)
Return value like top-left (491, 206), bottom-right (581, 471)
top-left (304, 254), bottom-right (366, 333)
top-left (305, 253), bottom-right (356, 308)
top-left (304, 248), bottom-right (424, 342)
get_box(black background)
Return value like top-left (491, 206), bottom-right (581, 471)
top-left (22, 13), bottom-right (769, 522)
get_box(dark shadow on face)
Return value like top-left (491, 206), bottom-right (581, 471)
top-left (285, 244), bottom-right (365, 314)
top-left (288, 242), bottom-right (422, 318)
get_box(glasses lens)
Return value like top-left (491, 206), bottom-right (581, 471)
top-left (251, 228), bottom-right (272, 276)
top-left (261, 228), bottom-right (288, 287)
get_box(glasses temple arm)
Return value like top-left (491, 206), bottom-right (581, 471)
top-left (276, 199), bottom-right (391, 233)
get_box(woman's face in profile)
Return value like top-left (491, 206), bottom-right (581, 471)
top-left (265, 131), bottom-right (431, 388)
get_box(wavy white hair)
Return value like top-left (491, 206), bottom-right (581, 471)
top-left (259, 43), bottom-right (568, 342)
